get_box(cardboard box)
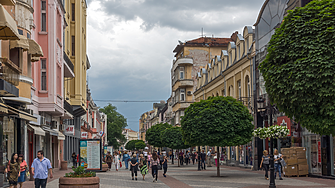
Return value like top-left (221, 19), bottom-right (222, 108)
top-left (292, 147), bottom-right (306, 153)
top-left (296, 152), bottom-right (306, 159)
top-left (284, 165), bottom-right (298, 176)
top-left (299, 169), bottom-right (309, 175)
top-left (298, 164), bottom-right (308, 171)
top-left (289, 149), bottom-right (297, 154)
top-left (297, 159), bottom-right (307, 164)
top-left (281, 148), bottom-right (291, 155)
top-left (290, 153), bottom-right (297, 158)
top-left (287, 157), bottom-right (298, 165)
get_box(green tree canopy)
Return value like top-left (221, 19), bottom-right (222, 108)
top-left (145, 123), bottom-right (172, 147)
top-left (135, 140), bottom-right (146, 150)
top-left (161, 126), bottom-right (189, 149)
top-left (100, 104), bottom-right (127, 148)
top-left (181, 96), bottom-right (254, 147)
top-left (259, 0), bottom-right (335, 135)
top-left (125, 140), bottom-right (137, 150)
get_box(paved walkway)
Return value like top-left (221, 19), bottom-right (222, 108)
top-left (18, 162), bottom-right (335, 188)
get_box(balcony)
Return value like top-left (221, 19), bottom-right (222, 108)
top-left (64, 100), bottom-right (73, 115)
top-left (172, 101), bottom-right (193, 112)
top-left (64, 51), bottom-right (74, 77)
top-left (172, 79), bottom-right (194, 91)
top-left (0, 57), bottom-right (21, 86)
top-left (172, 57), bottom-right (193, 72)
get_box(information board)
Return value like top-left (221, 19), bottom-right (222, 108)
top-left (79, 139), bottom-right (102, 171)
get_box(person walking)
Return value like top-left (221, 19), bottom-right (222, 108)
top-left (113, 152), bottom-right (120, 171)
top-left (139, 154), bottom-right (148, 180)
top-left (260, 150), bottom-right (270, 180)
top-left (185, 151), bottom-right (190, 165)
top-left (123, 151), bottom-right (130, 169)
top-left (71, 152), bottom-right (77, 167)
top-left (150, 152), bottom-right (159, 182)
top-left (162, 155), bottom-right (168, 177)
top-left (200, 150), bottom-right (206, 170)
top-left (130, 154), bottom-right (138, 180)
top-left (191, 151), bottom-right (196, 165)
top-left (5, 153), bottom-right (20, 188)
top-left (179, 150), bottom-right (184, 165)
top-left (207, 149), bottom-right (212, 167)
top-left (147, 152), bottom-right (152, 168)
top-left (31, 150), bottom-right (53, 188)
top-left (105, 152), bottom-right (113, 171)
top-left (168, 150), bottom-right (172, 160)
top-left (17, 154), bottom-right (27, 188)
top-left (274, 149), bottom-right (283, 180)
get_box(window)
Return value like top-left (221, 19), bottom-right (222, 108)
top-left (222, 89), bottom-right (225, 97)
top-left (247, 77), bottom-right (251, 98)
top-left (180, 89), bottom-right (185, 101)
top-left (238, 80), bottom-right (241, 100)
top-left (229, 52), bottom-right (232, 65)
top-left (238, 45), bottom-right (240, 58)
top-left (71, 3), bottom-right (75, 21)
top-left (41, 1), bottom-right (46, 32)
top-left (179, 67), bottom-right (184, 80)
top-left (71, 36), bottom-right (75, 56)
top-left (41, 59), bottom-right (47, 90)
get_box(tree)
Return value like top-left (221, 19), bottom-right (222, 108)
top-left (125, 140), bottom-right (137, 150)
top-left (145, 123), bottom-right (172, 148)
top-left (259, 0), bottom-right (335, 135)
top-left (100, 104), bottom-right (127, 148)
top-left (181, 96), bottom-right (254, 176)
top-left (135, 140), bottom-right (146, 150)
top-left (162, 126), bottom-right (189, 167)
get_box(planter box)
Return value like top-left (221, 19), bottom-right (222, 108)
top-left (59, 176), bottom-right (99, 188)
top-left (101, 163), bottom-right (108, 172)
top-left (61, 161), bottom-right (68, 170)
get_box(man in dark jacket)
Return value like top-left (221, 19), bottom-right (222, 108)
top-left (200, 150), bottom-right (206, 170)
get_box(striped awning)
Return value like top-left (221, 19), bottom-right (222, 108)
top-left (28, 39), bottom-right (44, 57)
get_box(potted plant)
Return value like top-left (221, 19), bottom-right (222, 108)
top-left (59, 166), bottom-right (99, 188)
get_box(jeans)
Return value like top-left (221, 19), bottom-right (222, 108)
top-left (152, 165), bottom-right (158, 181)
top-left (274, 163), bottom-right (281, 178)
top-left (124, 160), bottom-right (129, 169)
top-left (148, 161), bottom-right (150, 167)
top-left (185, 158), bottom-right (189, 165)
top-left (163, 167), bottom-right (167, 175)
top-left (35, 178), bottom-right (47, 188)
top-left (201, 160), bottom-right (206, 169)
top-left (180, 157), bottom-right (184, 165)
top-left (263, 164), bottom-right (269, 178)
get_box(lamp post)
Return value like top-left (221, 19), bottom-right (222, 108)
top-left (257, 97), bottom-right (276, 188)
top-left (198, 146), bottom-right (201, 170)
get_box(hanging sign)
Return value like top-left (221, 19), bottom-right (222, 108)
top-left (317, 141), bottom-right (321, 163)
top-left (81, 132), bottom-right (88, 139)
top-left (65, 125), bottom-right (75, 135)
top-left (277, 116), bottom-right (291, 136)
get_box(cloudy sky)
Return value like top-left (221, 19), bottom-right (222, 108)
top-left (86, 0), bottom-right (265, 131)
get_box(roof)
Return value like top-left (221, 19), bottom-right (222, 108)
top-left (173, 36), bottom-right (233, 53)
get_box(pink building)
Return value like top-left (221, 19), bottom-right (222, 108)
top-left (28, 0), bottom-right (74, 169)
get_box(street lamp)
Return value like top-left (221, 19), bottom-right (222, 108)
top-left (198, 146), bottom-right (201, 170)
top-left (257, 97), bottom-right (277, 188)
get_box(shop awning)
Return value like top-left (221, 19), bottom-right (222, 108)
top-left (10, 34), bottom-right (29, 51)
top-left (57, 131), bottom-right (65, 140)
top-left (42, 127), bottom-right (58, 136)
top-left (0, 0), bottom-right (16, 6)
top-left (0, 102), bottom-right (8, 113)
top-left (28, 124), bottom-right (45, 136)
top-left (0, 4), bottom-right (20, 40)
top-left (28, 39), bottom-right (43, 57)
top-left (5, 105), bottom-right (38, 122)
top-left (31, 56), bottom-right (40, 62)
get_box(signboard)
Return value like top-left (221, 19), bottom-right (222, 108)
top-left (65, 125), bottom-right (75, 135)
top-left (277, 116), bottom-right (291, 136)
top-left (317, 141), bottom-right (321, 163)
top-left (107, 146), bottom-right (113, 154)
top-left (79, 139), bottom-right (102, 171)
top-left (81, 132), bottom-right (88, 139)
top-left (98, 131), bottom-right (104, 137)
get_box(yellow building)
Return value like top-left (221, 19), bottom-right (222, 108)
top-left (171, 36), bottom-right (233, 125)
top-left (139, 112), bottom-right (148, 141)
top-left (194, 26), bottom-right (256, 162)
top-left (64, 0), bottom-right (88, 116)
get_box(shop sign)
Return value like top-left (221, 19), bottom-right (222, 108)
top-left (81, 132), bottom-right (88, 139)
top-left (317, 141), bottom-right (321, 163)
top-left (277, 116), bottom-right (291, 136)
top-left (65, 125), bottom-right (75, 135)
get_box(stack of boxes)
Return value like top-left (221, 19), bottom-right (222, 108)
top-left (282, 147), bottom-right (308, 177)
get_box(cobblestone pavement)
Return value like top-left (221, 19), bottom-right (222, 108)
top-left (20, 162), bottom-right (335, 188)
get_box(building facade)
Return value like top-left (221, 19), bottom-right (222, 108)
top-left (121, 128), bottom-right (139, 150)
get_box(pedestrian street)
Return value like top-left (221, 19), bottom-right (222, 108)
top-left (43, 162), bottom-right (335, 188)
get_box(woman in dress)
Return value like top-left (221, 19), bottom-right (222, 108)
top-left (139, 154), bottom-right (148, 180)
top-left (130, 154), bottom-right (138, 180)
top-left (113, 151), bottom-right (120, 171)
top-left (5, 153), bottom-right (20, 188)
top-left (17, 154), bottom-right (28, 188)
top-left (147, 152), bottom-right (152, 168)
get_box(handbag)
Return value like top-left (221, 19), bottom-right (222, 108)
top-left (157, 164), bottom-right (162, 170)
top-left (119, 161), bottom-right (122, 168)
top-left (281, 159), bottom-right (287, 167)
top-left (25, 169), bottom-right (30, 180)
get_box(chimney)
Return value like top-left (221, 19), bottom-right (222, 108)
top-left (230, 31), bottom-right (239, 42)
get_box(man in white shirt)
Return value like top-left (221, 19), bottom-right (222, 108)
top-left (207, 149), bottom-right (212, 167)
top-left (143, 150), bottom-right (148, 159)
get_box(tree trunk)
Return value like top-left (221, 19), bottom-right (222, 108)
top-left (177, 149), bottom-right (180, 167)
top-left (217, 146), bottom-right (220, 177)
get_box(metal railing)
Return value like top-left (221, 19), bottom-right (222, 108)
top-left (63, 51), bottom-right (74, 72)
top-left (0, 58), bottom-right (21, 86)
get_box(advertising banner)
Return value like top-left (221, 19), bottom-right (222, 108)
top-left (79, 139), bottom-right (102, 171)
top-left (81, 132), bottom-right (88, 139)
top-left (65, 125), bottom-right (75, 135)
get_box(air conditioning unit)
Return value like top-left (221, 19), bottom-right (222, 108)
top-left (59, 124), bottom-right (65, 131)
top-left (51, 121), bottom-right (57, 129)
top-left (187, 91), bottom-right (192, 95)
top-left (40, 117), bottom-right (46, 125)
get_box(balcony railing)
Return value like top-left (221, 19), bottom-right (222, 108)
top-left (0, 58), bottom-right (21, 86)
top-left (63, 51), bottom-right (74, 72)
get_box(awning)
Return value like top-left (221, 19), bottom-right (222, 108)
top-left (28, 124), bottom-right (45, 136)
top-left (42, 126), bottom-right (58, 136)
top-left (0, 102), bottom-right (8, 113)
top-left (28, 39), bottom-right (44, 57)
top-left (57, 131), bottom-right (65, 140)
top-left (0, 0), bottom-right (16, 6)
top-left (10, 34), bottom-right (29, 51)
top-left (0, 4), bottom-right (20, 40)
top-left (31, 56), bottom-right (40, 62)
top-left (5, 105), bottom-right (38, 122)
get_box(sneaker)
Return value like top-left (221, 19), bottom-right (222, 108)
top-left (279, 178), bottom-right (283, 180)
top-left (153, 178), bottom-right (155, 182)
top-left (135, 178), bottom-right (137, 181)
top-left (163, 174), bottom-right (166, 177)
top-left (132, 178), bottom-right (134, 180)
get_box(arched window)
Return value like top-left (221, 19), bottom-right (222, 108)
top-left (245, 76), bottom-right (251, 98)
top-left (228, 85), bottom-right (234, 97)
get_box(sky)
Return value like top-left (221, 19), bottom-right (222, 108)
top-left (86, 0), bottom-right (265, 132)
